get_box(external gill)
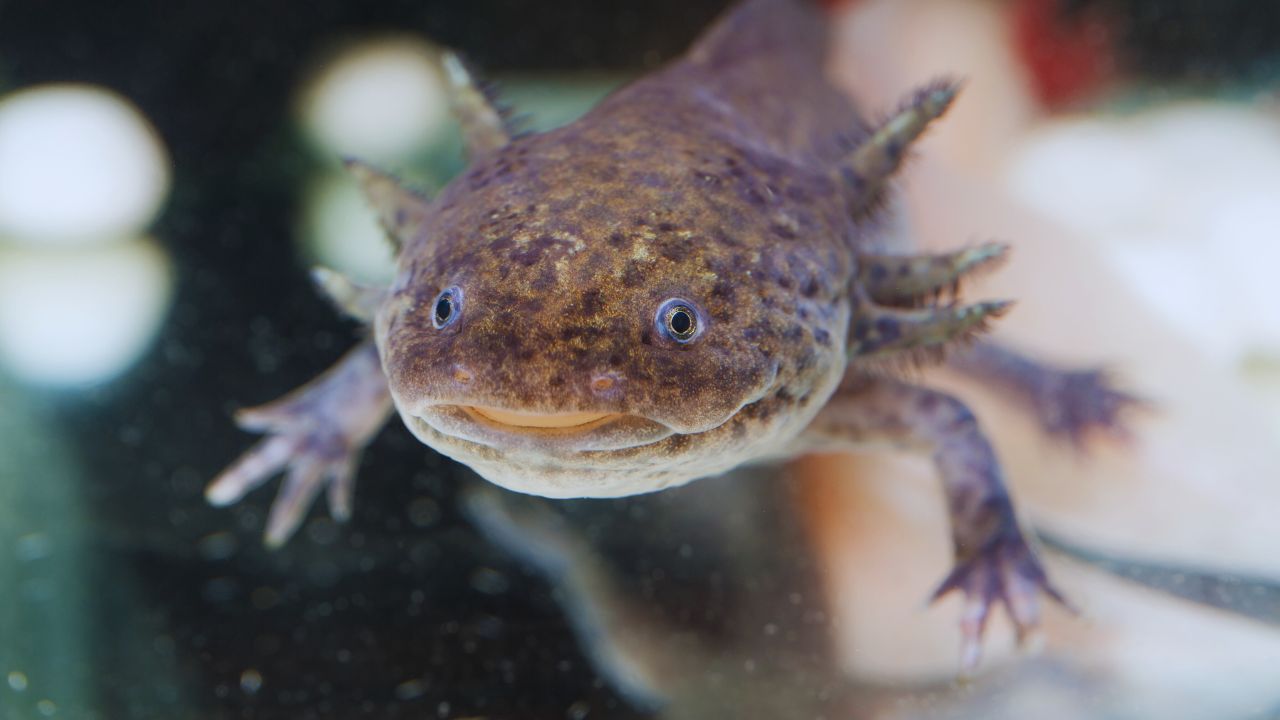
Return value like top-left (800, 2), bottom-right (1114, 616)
top-left (311, 267), bottom-right (385, 322)
top-left (849, 299), bottom-right (1012, 363)
top-left (342, 50), bottom-right (521, 251)
top-left (342, 158), bottom-right (431, 252)
top-left (840, 79), bottom-right (960, 217)
top-left (858, 243), bottom-right (1009, 307)
top-left (850, 242), bottom-right (1011, 365)
top-left (441, 51), bottom-right (521, 159)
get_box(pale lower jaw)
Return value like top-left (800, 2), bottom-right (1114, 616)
top-left (467, 405), bottom-right (614, 429)
top-left (410, 404), bottom-right (674, 455)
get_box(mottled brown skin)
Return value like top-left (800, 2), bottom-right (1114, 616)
top-left (209, 0), bottom-right (1140, 670)
top-left (378, 12), bottom-right (864, 494)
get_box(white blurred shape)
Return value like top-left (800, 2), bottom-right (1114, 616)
top-left (1105, 241), bottom-right (1243, 365)
top-left (1207, 191), bottom-right (1280, 355)
top-left (1004, 118), bottom-right (1163, 241)
top-left (301, 171), bottom-right (397, 285)
top-left (0, 238), bottom-right (172, 386)
top-left (1241, 354), bottom-right (1280, 440)
top-left (0, 85), bottom-right (170, 244)
top-left (1138, 103), bottom-right (1280, 219)
top-left (300, 37), bottom-right (450, 162)
top-left (1006, 102), bottom-right (1280, 367)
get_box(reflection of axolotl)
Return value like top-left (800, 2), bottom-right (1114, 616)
top-left (207, 0), bottom-right (1137, 668)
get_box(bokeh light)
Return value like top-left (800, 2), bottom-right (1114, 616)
top-left (0, 238), bottom-right (172, 386)
top-left (0, 84), bottom-right (170, 245)
top-left (299, 37), bottom-right (450, 164)
top-left (299, 170), bottom-right (400, 285)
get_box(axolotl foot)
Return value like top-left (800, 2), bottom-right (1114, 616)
top-left (951, 341), bottom-right (1148, 449)
top-left (1030, 367), bottom-right (1146, 448)
top-left (206, 341), bottom-right (393, 547)
top-left (806, 376), bottom-right (1070, 668)
top-left (931, 528), bottom-right (1068, 671)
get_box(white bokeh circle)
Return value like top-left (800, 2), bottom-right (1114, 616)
top-left (0, 238), bottom-right (172, 386)
top-left (0, 84), bottom-right (171, 244)
top-left (300, 37), bottom-right (450, 163)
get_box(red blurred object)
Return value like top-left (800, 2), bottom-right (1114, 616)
top-left (1013, 0), bottom-right (1120, 107)
top-left (817, 0), bottom-right (860, 12)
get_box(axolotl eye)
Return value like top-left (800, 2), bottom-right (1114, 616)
top-left (432, 286), bottom-right (462, 329)
top-left (656, 298), bottom-right (704, 343)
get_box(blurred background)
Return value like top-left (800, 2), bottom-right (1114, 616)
top-left (1, 0), bottom-right (1279, 718)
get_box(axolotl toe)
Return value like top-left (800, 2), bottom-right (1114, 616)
top-left (207, 0), bottom-right (1140, 669)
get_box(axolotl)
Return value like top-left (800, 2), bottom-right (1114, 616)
top-left (208, 0), bottom-right (1136, 667)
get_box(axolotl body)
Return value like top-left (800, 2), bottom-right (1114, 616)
top-left (208, 0), bottom-right (1135, 667)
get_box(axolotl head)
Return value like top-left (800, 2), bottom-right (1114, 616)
top-left (372, 130), bottom-right (853, 498)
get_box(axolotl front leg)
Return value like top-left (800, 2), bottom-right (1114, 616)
top-left (834, 111), bottom-right (1065, 664)
top-left (203, 174), bottom-right (410, 547)
top-left (206, 51), bottom-right (519, 547)
top-left (206, 340), bottom-right (394, 547)
top-left (804, 374), bottom-right (1065, 669)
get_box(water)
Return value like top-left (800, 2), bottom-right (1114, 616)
top-left (2, 1), bottom-right (1280, 718)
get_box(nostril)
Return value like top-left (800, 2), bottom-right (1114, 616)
top-left (452, 365), bottom-right (474, 385)
top-left (590, 371), bottom-right (623, 396)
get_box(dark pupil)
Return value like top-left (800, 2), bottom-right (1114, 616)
top-left (434, 295), bottom-right (453, 324)
top-left (669, 308), bottom-right (693, 336)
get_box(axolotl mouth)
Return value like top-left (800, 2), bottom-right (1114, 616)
top-left (395, 361), bottom-right (788, 498)
top-left (410, 404), bottom-right (676, 456)
top-left (403, 400), bottom-right (785, 499)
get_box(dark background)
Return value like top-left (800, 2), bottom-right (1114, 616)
top-left (1067, 0), bottom-right (1280, 83)
top-left (2, 0), bottom-right (1279, 718)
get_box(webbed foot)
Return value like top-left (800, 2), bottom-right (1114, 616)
top-left (1031, 367), bottom-right (1146, 448)
top-left (932, 529), bottom-right (1068, 671)
top-left (206, 341), bottom-right (393, 547)
top-left (950, 341), bottom-right (1148, 448)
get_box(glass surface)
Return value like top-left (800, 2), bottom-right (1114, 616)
top-left (2, 1), bottom-right (1279, 718)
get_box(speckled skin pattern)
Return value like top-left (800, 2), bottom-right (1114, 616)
top-left (379, 0), bottom-right (870, 496)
